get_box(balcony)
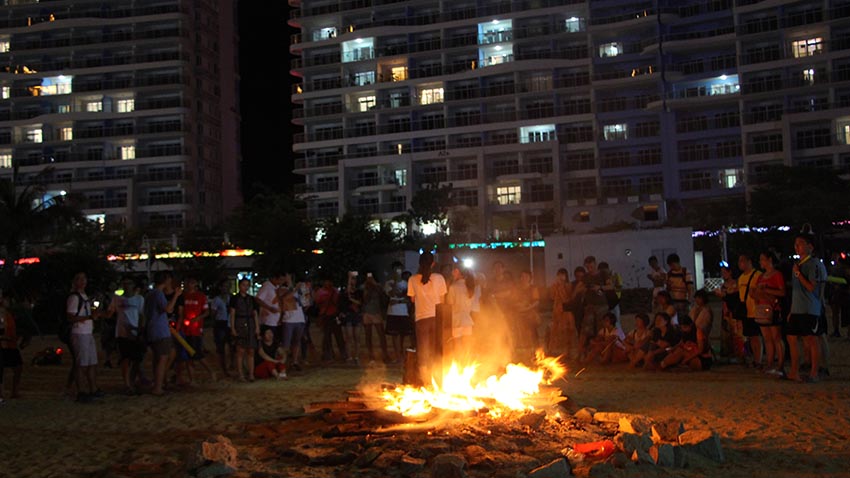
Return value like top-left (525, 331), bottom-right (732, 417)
top-left (350, 201), bottom-right (406, 215)
top-left (306, 205), bottom-right (339, 220)
top-left (86, 197), bottom-right (128, 209)
top-left (9, 29), bottom-right (185, 52)
top-left (350, 175), bottom-right (400, 189)
top-left (294, 180), bottom-right (339, 194)
top-left (590, 8), bottom-right (677, 27)
top-left (0, 4), bottom-right (184, 29)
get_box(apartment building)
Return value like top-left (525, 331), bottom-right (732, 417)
top-left (0, 0), bottom-right (242, 230)
top-left (290, 0), bottom-right (850, 237)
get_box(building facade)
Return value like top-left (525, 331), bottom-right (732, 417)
top-left (290, 0), bottom-right (850, 237)
top-left (0, 0), bottom-right (242, 230)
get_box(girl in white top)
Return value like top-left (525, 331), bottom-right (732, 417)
top-left (447, 266), bottom-right (478, 362)
top-left (407, 252), bottom-right (447, 383)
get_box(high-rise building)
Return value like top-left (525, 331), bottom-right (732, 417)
top-left (290, 0), bottom-right (850, 238)
top-left (0, 0), bottom-right (242, 230)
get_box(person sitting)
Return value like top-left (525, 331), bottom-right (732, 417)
top-left (689, 290), bottom-right (713, 337)
top-left (254, 329), bottom-right (287, 380)
top-left (632, 312), bottom-right (681, 370)
top-left (582, 312), bottom-right (626, 365)
top-left (654, 291), bottom-right (679, 326)
top-left (625, 313), bottom-right (653, 367)
top-left (660, 316), bottom-right (712, 371)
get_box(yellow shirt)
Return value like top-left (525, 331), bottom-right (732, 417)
top-left (738, 269), bottom-right (762, 318)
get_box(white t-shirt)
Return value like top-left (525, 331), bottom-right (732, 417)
top-left (448, 281), bottom-right (474, 329)
top-left (257, 281), bottom-right (280, 326)
top-left (67, 292), bottom-right (93, 335)
top-left (598, 324), bottom-right (627, 350)
top-left (407, 273), bottom-right (447, 320)
top-left (385, 279), bottom-right (409, 316)
top-left (282, 304), bottom-right (306, 324)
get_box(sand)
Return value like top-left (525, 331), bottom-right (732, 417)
top-left (1, 329), bottom-right (849, 478)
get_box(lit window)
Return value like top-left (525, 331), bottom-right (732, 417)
top-left (391, 66), bottom-right (408, 82)
top-left (792, 38), bottom-right (823, 58)
top-left (342, 38), bottom-right (374, 62)
top-left (599, 42), bottom-right (623, 58)
top-left (520, 125), bottom-right (556, 143)
top-left (603, 123), bottom-right (627, 140)
top-left (86, 101), bottom-right (103, 112)
top-left (419, 87), bottom-right (444, 105)
top-left (0, 153), bottom-right (11, 168)
top-left (565, 17), bottom-right (583, 32)
top-left (803, 68), bottom-right (816, 85)
top-left (478, 19), bottom-right (513, 44)
top-left (844, 124), bottom-right (850, 145)
top-left (496, 185), bottom-right (521, 205)
top-left (719, 168), bottom-right (742, 188)
top-left (60, 127), bottom-right (73, 141)
top-left (120, 146), bottom-right (136, 160)
top-left (394, 169), bottom-right (407, 186)
top-left (39, 75), bottom-right (73, 96)
top-left (1, 86), bottom-right (8, 99)
top-left (117, 99), bottom-right (135, 113)
top-left (0, 39), bottom-right (9, 53)
top-left (26, 128), bottom-right (42, 143)
top-left (353, 71), bottom-right (375, 86)
top-left (479, 44), bottom-right (513, 67)
top-left (357, 95), bottom-right (376, 112)
top-left (58, 104), bottom-right (70, 113)
top-left (313, 27), bottom-right (337, 41)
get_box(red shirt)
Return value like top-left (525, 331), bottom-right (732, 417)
top-left (1, 311), bottom-right (16, 350)
top-left (181, 291), bottom-right (208, 336)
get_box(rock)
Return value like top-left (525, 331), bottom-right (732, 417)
top-left (630, 448), bottom-right (655, 465)
top-left (519, 411), bottom-right (547, 429)
top-left (618, 415), bottom-right (654, 435)
top-left (678, 430), bottom-right (724, 463)
top-left (196, 463), bottom-right (236, 478)
top-left (607, 452), bottom-right (632, 469)
top-left (573, 407), bottom-right (596, 423)
top-left (307, 451), bottom-right (357, 466)
top-left (672, 446), bottom-right (689, 468)
top-left (188, 435), bottom-right (238, 471)
top-left (588, 462), bottom-right (617, 478)
top-left (614, 432), bottom-right (653, 455)
top-left (355, 450), bottom-right (382, 468)
top-left (528, 458), bottom-right (570, 478)
top-left (488, 437), bottom-right (520, 453)
top-left (422, 440), bottom-right (451, 458)
top-left (651, 420), bottom-right (685, 443)
top-left (656, 444), bottom-right (675, 467)
top-left (464, 445), bottom-right (497, 469)
top-left (431, 453), bottom-right (467, 478)
top-left (399, 455), bottom-right (426, 475)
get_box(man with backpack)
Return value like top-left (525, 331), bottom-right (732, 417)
top-left (66, 272), bottom-right (103, 403)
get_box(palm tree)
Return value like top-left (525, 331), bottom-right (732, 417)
top-left (0, 169), bottom-right (81, 288)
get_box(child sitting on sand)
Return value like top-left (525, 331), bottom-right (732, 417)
top-left (254, 329), bottom-right (287, 380)
top-left (582, 312), bottom-right (627, 365)
top-left (631, 312), bottom-right (681, 370)
top-left (624, 313), bottom-right (653, 367)
top-left (660, 316), bottom-right (712, 371)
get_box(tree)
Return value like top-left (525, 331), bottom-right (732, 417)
top-left (408, 183), bottom-right (453, 235)
top-left (315, 214), bottom-right (402, 282)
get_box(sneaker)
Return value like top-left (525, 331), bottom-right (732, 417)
top-left (765, 368), bottom-right (784, 377)
top-left (277, 371), bottom-right (288, 380)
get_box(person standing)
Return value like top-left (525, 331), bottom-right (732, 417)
top-left (256, 273), bottom-right (285, 344)
top-left (66, 272), bottom-right (102, 403)
top-left (111, 277), bottom-right (146, 394)
top-left (754, 251), bottom-right (786, 376)
top-left (315, 279), bottom-right (345, 362)
top-left (714, 266), bottom-right (741, 361)
top-left (278, 286), bottom-right (306, 372)
top-left (339, 272), bottom-right (363, 365)
top-left (827, 253), bottom-right (849, 337)
top-left (144, 271), bottom-right (182, 396)
top-left (666, 254), bottom-right (694, 320)
top-left (230, 278), bottom-right (261, 382)
top-left (647, 256), bottom-right (667, 299)
top-left (178, 278), bottom-right (215, 383)
top-left (294, 279), bottom-right (316, 363)
top-left (515, 270), bottom-right (541, 355)
top-left (408, 252), bottom-right (447, 384)
top-left (549, 268), bottom-right (577, 360)
top-left (787, 233), bottom-right (827, 382)
top-left (581, 256), bottom-right (609, 357)
top-left (447, 266), bottom-right (476, 362)
top-left (737, 254), bottom-right (763, 368)
top-left (362, 272), bottom-right (390, 364)
top-left (384, 263), bottom-right (412, 363)
top-left (210, 280), bottom-right (233, 376)
top-left (0, 293), bottom-right (23, 401)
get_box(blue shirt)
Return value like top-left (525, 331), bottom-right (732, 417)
top-left (210, 296), bottom-right (229, 325)
top-left (144, 289), bottom-right (170, 341)
top-left (791, 256), bottom-right (827, 316)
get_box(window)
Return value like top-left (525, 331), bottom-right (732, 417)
top-left (120, 146), bottom-right (135, 160)
top-left (313, 27), bottom-right (337, 41)
top-left (565, 17), bottom-right (583, 33)
top-left (520, 125), bottom-right (556, 143)
top-left (1, 87), bottom-right (8, 99)
top-left (60, 127), bottom-right (73, 141)
top-left (341, 38), bottom-right (374, 62)
top-left (26, 128), bottom-right (42, 143)
top-left (792, 37), bottom-right (823, 58)
top-left (0, 39), bottom-right (9, 53)
top-left (603, 123), bottom-right (627, 140)
top-left (803, 68), bottom-right (816, 85)
top-left (86, 101), bottom-right (103, 112)
top-left (117, 99), bottom-right (135, 113)
top-left (599, 42), bottom-right (623, 57)
top-left (680, 171), bottom-right (712, 191)
top-left (391, 66), bottom-right (408, 82)
top-left (357, 95), bottom-right (376, 112)
top-left (39, 76), bottom-right (73, 96)
top-left (394, 169), bottom-right (407, 186)
top-left (0, 153), bottom-right (10, 168)
top-left (719, 168), bottom-right (742, 188)
top-left (496, 185), bottom-right (521, 205)
top-left (419, 87), bottom-right (444, 105)
top-left (58, 104), bottom-right (70, 113)
top-left (353, 71), bottom-right (375, 86)
top-left (478, 19), bottom-right (513, 44)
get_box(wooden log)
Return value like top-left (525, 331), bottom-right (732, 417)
top-left (403, 348), bottom-right (420, 386)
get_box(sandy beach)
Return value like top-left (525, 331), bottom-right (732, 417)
top-left (1, 329), bottom-right (849, 478)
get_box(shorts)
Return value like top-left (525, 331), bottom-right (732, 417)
top-left (363, 313), bottom-right (383, 326)
top-left (386, 315), bottom-right (414, 336)
top-left (340, 312), bottom-right (362, 327)
top-left (117, 337), bottom-right (146, 362)
top-left (281, 322), bottom-right (305, 349)
top-left (742, 317), bottom-right (762, 337)
top-left (150, 338), bottom-right (173, 360)
top-left (1, 348), bottom-right (23, 368)
top-left (213, 321), bottom-right (231, 353)
top-left (787, 314), bottom-right (818, 337)
top-left (71, 333), bottom-right (98, 367)
top-left (185, 335), bottom-right (205, 360)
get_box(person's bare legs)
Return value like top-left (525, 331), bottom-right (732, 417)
top-left (749, 335), bottom-right (763, 367)
top-left (246, 349), bottom-right (256, 380)
top-left (235, 346), bottom-right (246, 380)
top-left (364, 324), bottom-right (375, 361)
top-left (760, 326), bottom-right (775, 370)
top-left (770, 327), bottom-right (785, 371)
top-left (376, 323), bottom-right (390, 361)
top-left (786, 335), bottom-right (801, 380)
top-left (153, 354), bottom-right (168, 394)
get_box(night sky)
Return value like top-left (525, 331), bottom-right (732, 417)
top-left (238, 2), bottom-right (297, 198)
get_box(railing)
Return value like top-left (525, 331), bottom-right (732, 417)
top-left (350, 201), bottom-right (406, 215)
top-left (86, 197), bottom-right (128, 209)
top-left (296, 0), bottom-right (582, 22)
top-left (9, 28), bottom-right (185, 52)
top-left (13, 146), bottom-right (187, 166)
top-left (0, 4), bottom-right (184, 28)
top-left (590, 8), bottom-right (678, 26)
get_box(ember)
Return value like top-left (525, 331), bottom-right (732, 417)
top-left (381, 350), bottom-right (567, 418)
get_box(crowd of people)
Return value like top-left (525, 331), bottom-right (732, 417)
top-left (0, 229), bottom-right (846, 404)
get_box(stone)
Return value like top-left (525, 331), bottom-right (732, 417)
top-left (630, 448), bottom-right (655, 465)
top-left (607, 452), bottom-right (631, 469)
top-left (614, 432), bottom-right (653, 455)
top-left (588, 462), bottom-right (617, 478)
top-left (399, 455), bottom-right (426, 475)
top-left (528, 458), bottom-right (571, 478)
top-left (422, 440), bottom-right (451, 458)
top-left (188, 435), bottom-right (238, 471)
top-left (355, 450), bottom-right (382, 468)
top-left (651, 420), bottom-right (685, 443)
top-left (618, 415), bottom-right (654, 435)
top-left (573, 407), bottom-right (596, 423)
top-left (431, 453), bottom-right (467, 478)
top-left (518, 411), bottom-right (547, 429)
top-left (196, 463), bottom-right (236, 478)
top-left (656, 444), bottom-right (675, 467)
top-left (678, 430), bottom-right (724, 463)
top-left (464, 445), bottom-right (497, 469)
top-left (307, 451), bottom-right (357, 466)
top-left (672, 446), bottom-right (689, 468)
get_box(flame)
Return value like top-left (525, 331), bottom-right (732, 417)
top-left (382, 351), bottom-right (566, 418)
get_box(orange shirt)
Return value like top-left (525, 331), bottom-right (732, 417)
top-left (1, 311), bottom-right (17, 350)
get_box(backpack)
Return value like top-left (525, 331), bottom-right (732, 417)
top-left (58, 292), bottom-right (85, 344)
